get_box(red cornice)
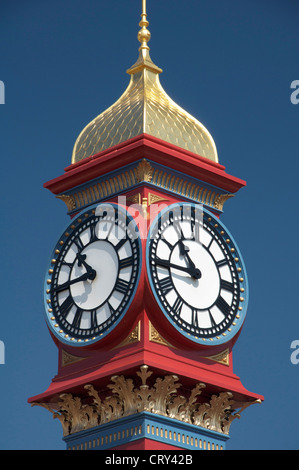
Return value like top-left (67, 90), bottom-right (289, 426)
top-left (44, 134), bottom-right (246, 195)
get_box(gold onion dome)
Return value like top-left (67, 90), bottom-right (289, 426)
top-left (71, 3), bottom-right (218, 164)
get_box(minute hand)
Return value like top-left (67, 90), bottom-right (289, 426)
top-left (51, 271), bottom-right (95, 293)
top-left (154, 258), bottom-right (200, 278)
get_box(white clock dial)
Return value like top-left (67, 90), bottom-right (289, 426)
top-left (147, 203), bottom-right (248, 345)
top-left (45, 204), bottom-right (141, 346)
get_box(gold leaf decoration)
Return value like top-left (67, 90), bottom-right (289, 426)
top-left (32, 365), bottom-right (261, 437)
top-left (136, 159), bottom-right (153, 183)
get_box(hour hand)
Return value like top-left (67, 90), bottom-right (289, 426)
top-left (178, 240), bottom-right (192, 260)
top-left (77, 253), bottom-right (94, 273)
top-left (154, 257), bottom-right (201, 279)
top-left (173, 224), bottom-right (198, 272)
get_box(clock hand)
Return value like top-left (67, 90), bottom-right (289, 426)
top-left (178, 240), bottom-right (195, 267)
top-left (155, 257), bottom-right (201, 279)
top-left (173, 223), bottom-right (201, 277)
top-left (51, 270), bottom-right (96, 293)
top-left (77, 253), bottom-right (94, 273)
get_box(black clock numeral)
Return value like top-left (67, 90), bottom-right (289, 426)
top-left (61, 261), bottom-right (73, 268)
top-left (114, 278), bottom-right (130, 295)
top-left (158, 276), bottom-right (173, 296)
top-left (190, 206), bottom-right (195, 234)
top-left (172, 297), bottom-right (183, 316)
top-left (206, 237), bottom-right (214, 250)
top-left (220, 279), bottom-right (234, 292)
top-left (58, 295), bottom-right (74, 319)
top-left (107, 302), bottom-right (116, 316)
top-left (74, 236), bottom-right (84, 252)
top-left (172, 219), bottom-right (184, 240)
top-left (72, 308), bottom-right (83, 330)
top-left (191, 222), bottom-right (200, 243)
top-left (104, 220), bottom-right (115, 240)
top-left (90, 309), bottom-right (98, 330)
top-left (89, 222), bottom-right (98, 243)
top-left (191, 309), bottom-right (199, 327)
top-left (119, 256), bottom-right (133, 269)
top-left (215, 296), bottom-right (231, 316)
top-left (115, 237), bottom-right (127, 251)
top-left (208, 309), bottom-right (217, 327)
top-left (216, 259), bottom-right (228, 269)
top-left (161, 236), bottom-right (174, 251)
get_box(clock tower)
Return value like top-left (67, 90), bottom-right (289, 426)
top-left (29, 1), bottom-right (263, 451)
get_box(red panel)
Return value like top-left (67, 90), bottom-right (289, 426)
top-left (28, 307), bottom-right (263, 405)
top-left (44, 134), bottom-right (246, 195)
top-left (29, 135), bottom-right (264, 420)
top-left (110, 439), bottom-right (183, 450)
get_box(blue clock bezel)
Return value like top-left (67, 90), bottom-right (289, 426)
top-left (146, 202), bottom-right (249, 347)
top-left (44, 203), bottom-right (142, 347)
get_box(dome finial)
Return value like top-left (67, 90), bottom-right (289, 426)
top-left (138, 0), bottom-right (151, 51)
top-left (127, 0), bottom-right (162, 75)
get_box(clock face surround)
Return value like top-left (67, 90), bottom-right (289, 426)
top-left (44, 203), bottom-right (141, 346)
top-left (146, 203), bottom-right (248, 346)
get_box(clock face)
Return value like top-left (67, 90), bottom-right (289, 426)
top-left (146, 203), bottom-right (248, 346)
top-left (45, 203), bottom-right (141, 346)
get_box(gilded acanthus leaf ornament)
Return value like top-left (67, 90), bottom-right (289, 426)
top-left (136, 159), bottom-right (153, 183)
top-left (32, 365), bottom-right (260, 437)
top-left (168, 382), bottom-right (206, 423)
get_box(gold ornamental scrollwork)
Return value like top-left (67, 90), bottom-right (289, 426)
top-left (136, 159), bottom-right (153, 183)
top-left (32, 365), bottom-right (261, 437)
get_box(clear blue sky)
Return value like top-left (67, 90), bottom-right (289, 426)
top-left (0, 0), bottom-right (298, 450)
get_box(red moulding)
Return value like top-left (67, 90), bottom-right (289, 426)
top-left (44, 134), bottom-right (246, 196)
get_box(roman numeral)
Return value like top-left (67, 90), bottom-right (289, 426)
top-left (114, 278), bottom-right (130, 294)
top-left (158, 276), bottom-right (173, 296)
top-left (161, 236), bottom-right (173, 251)
top-left (90, 310), bottom-right (98, 330)
top-left (115, 237), bottom-right (127, 251)
top-left (216, 259), bottom-right (227, 269)
top-left (89, 222), bottom-right (98, 243)
top-left (74, 236), bottom-right (84, 252)
top-left (215, 296), bottom-right (231, 316)
top-left (72, 308), bottom-right (83, 330)
top-left (107, 302), bottom-right (116, 316)
top-left (61, 261), bottom-right (73, 268)
top-left (59, 295), bottom-right (74, 319)
top-left (191, 222), bottom-right (200, 242)
top-left (208, 310), bottom-right (217, 327)
top-left (190, 206), bottom-right (196, 234)
top-left (119, 256), bottom-right (133, 269)
top-left (104, 221), bottom-right (115, 240)
top-left (206, 237), bottom-right (214, 250)
top-left (172, 219), bottom-right (184, 240)
top-left (172, 297), bottom-right (183, 316)
top-left (220, 279), bottom-right (234, 292)
top-left (191, 309), bottom-right (199, 327)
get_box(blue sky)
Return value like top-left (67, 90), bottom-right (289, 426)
top-left (0, 0), bottom-right (298, 450)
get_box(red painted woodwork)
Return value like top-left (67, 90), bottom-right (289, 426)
top-left (29, 132), bottom-right (264, 450)
top-left (110, 439), bottom-right (184, 450)
top-left (44, 134), bottom-right (246, 196)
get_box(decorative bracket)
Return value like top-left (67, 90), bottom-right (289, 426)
top-left (32, 365), bottom-right (261, 437)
